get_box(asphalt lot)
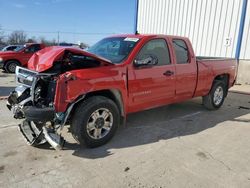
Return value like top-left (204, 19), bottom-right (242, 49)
top-left (0, 70), bottom-right (16, 97)
top-left (0, 71), bottom-right (250, 188)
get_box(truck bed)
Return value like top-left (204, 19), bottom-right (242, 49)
top-left (194, 56), bottom-right (237, 97)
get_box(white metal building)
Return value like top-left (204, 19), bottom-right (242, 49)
top-left (136, 0), bottom-right (250, 60)
top-left (241, 0), bottom-right (250, 59)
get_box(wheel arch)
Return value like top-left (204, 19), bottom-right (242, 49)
top-left (67, 89), bottom-right (126, 125)
top-left (84, 89), bottom-right (125, 117)
top-left (4, 59), bottom-right (21, 66)
top-left (213, 74), bottom-right (229, 96)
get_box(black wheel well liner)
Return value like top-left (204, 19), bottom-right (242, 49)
top-left (213, 74), bottom-right (229, 96)
top-left (84, 89), bottom-right (125, 116)
top-left (67, 89), bottom-right (125, 124)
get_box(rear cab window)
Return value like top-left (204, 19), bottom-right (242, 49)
top-left (172, 39), bottom-right (189, 64)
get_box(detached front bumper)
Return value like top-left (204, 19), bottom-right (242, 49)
top-left (19, 120), bottom-right (46, 146)
top-left (19, 120), bottom-right (65, 150)
top-left (7, 66), bottom-right (65, 150)
top-left (7, 87), bottom-right (65, 150)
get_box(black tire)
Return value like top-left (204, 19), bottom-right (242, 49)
top-left (5, 60), bottom-right (19, 73)
top-left (202, 81), bottom-right (227, 110)
top-left (71, 96), bottom-right (120, 148)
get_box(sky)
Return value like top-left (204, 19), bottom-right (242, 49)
top-left (0, 0), bottom-right (137, 45)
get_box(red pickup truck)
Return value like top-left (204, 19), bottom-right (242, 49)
top-left (0, 43), bottom-right (45, 73)
top-left (7, 34), bottom-right (237, 149)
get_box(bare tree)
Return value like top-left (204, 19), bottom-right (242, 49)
top-left (26, 36), bottom-right (37, 43)
top-left (38, 36), bottom-right (57, 46)
top-left (38, 36), bottom-right (46, 44)
top-left (0, 26), bottom-right (5, 45)
top-left (8, 30), bottom-right (27, 44)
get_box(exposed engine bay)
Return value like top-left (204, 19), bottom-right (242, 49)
top-left (45, 51), bottom-right (103, 74)
top-left (6, 50), bottom-right (106, 150)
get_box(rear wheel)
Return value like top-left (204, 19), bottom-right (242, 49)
top-left (203, 81), bottom-right (227, 110)
top-left (5, 60), bottom-right (19, 73)
top-left (71, 96), bottom-right (120, 148)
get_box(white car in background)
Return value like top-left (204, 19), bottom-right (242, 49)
top-left (1, 45), bottom-right (23, 52)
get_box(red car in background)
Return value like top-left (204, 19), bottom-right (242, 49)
top-left (0, 43), bottom-right (45, 73)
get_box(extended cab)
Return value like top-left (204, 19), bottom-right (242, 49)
top-left (0, 43), bottom-right (45, 73)
top-left (7, 34), bottom-right (237, 149)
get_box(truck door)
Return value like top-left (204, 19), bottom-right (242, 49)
top-left (172, 39), bottom-right (197, 99)
top-left (128, 38), bottom-right (175, 112)
top-left (21, 44), bottom-right (42, 64)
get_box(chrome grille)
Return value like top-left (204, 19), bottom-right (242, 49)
top-left (15, 66), bottom-right (38, 87)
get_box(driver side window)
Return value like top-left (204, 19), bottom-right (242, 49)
top-left (136, 39), bottom-right (171, 66)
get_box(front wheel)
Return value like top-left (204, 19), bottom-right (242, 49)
top-left (71, 96), bottom-right (120, 148)
top-left (5, 60), bottom-right (19, 73)
top-left (203, 81), bottom-right (227, 110)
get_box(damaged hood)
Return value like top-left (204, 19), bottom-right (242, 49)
top-left (28, 46), bottom-right (113, 72)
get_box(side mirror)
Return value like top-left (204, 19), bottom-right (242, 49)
top-left (134, 54), bottom-right (158, 67)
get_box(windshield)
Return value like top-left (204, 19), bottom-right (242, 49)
top-left (87, 37), bottom-right (139, 64)
top-left (14, 45), bottom-right (25, 52)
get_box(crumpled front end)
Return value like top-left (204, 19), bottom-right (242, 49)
top-left (7, 66), bottom-right (65, 150)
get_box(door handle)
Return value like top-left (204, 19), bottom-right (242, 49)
top-left (163, 70), bottom-right (174, 76)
